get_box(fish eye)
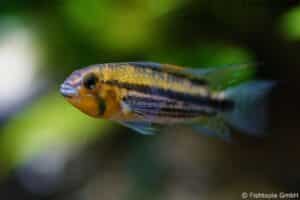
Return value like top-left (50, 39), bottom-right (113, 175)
top-left (83, 73), bottom-right (98, 90)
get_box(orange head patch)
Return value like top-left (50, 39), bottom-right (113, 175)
top-left (60, 67), bottom-right (104, 118)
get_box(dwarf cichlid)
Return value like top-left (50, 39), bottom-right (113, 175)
top-left (60, 62), bottom-right (274, 139)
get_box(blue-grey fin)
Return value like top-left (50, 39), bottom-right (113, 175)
top-left (118, 121), bottom-right (161, 135)
top-left (189, 116), bottom-right (232, 142)
top-left (184, 63), bottom-right (255, 90)
top-left (222, 80), bottom-right (275, 136)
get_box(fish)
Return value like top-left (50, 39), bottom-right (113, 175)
top-left (60, 62), bottom-right (275, 140)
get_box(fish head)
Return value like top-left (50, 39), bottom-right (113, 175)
top-left (60, 66), bottom-right (103, 117)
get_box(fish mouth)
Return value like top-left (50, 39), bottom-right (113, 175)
top-left (60, 83), bottom-right (78, 98)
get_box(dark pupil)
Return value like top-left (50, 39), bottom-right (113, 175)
top-left (84, 74), bottom-right (98, 89)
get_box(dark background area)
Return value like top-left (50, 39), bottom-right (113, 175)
top-left (0, 0), bottom-right (299, 199)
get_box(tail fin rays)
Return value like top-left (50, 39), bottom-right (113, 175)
top-left (222, 81), bottom-right (275, 136)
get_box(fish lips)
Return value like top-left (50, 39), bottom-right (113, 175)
top-left (60, 83), bottom-right (78, 98)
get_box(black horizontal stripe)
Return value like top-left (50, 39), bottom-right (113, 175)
top-left (124, 95), bottom-right (216, 116)
top-left (105, 80), bottom-right (234, 111)
top-left (139, 110), bottom-right (208, 118)
top-left (160, 107), bottom-right (214, 115)
top-left (128, 62), bottom-right (208, 86)
top-left (136, 107), bottom-right (215, 116)
top-left (124, 95), bottom-right (177, 105)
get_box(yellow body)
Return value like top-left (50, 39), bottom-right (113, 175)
top-left (60, 62), bottom-right (267, 137)
top-left (62, 62), bottom-right (213, 122)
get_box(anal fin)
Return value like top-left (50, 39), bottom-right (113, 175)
top-left (190, 116), bottom-right (232, 142)
top-left (118, 121), bottom-right (162, 135)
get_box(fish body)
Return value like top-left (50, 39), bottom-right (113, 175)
top-left (60, 62), bottom-right (274, 138)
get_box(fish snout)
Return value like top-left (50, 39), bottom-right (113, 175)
top-left (60, 83), bottom-right (78, 98)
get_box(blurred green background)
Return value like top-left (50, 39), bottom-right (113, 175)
top-left (0, 0), bottom-right (300, 200)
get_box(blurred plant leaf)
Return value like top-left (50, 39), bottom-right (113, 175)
top-left (149, 43), bottom-right (253, 67)
top-left (62, 0), bottom-right (186, 52)
top-left (0, 91), bottom-right (112, 176)
top-left (280, 6), bottom-right (300, 40)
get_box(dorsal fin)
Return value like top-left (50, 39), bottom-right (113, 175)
top-left (127, 62), bottom-right (255, 90)
top-left (184, 63), bottom-right (255, 91)
top-left (127, 62), bottom-right (207, 85)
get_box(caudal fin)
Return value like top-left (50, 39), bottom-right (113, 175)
top-left (222, 81), bottom-right (275, 136)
